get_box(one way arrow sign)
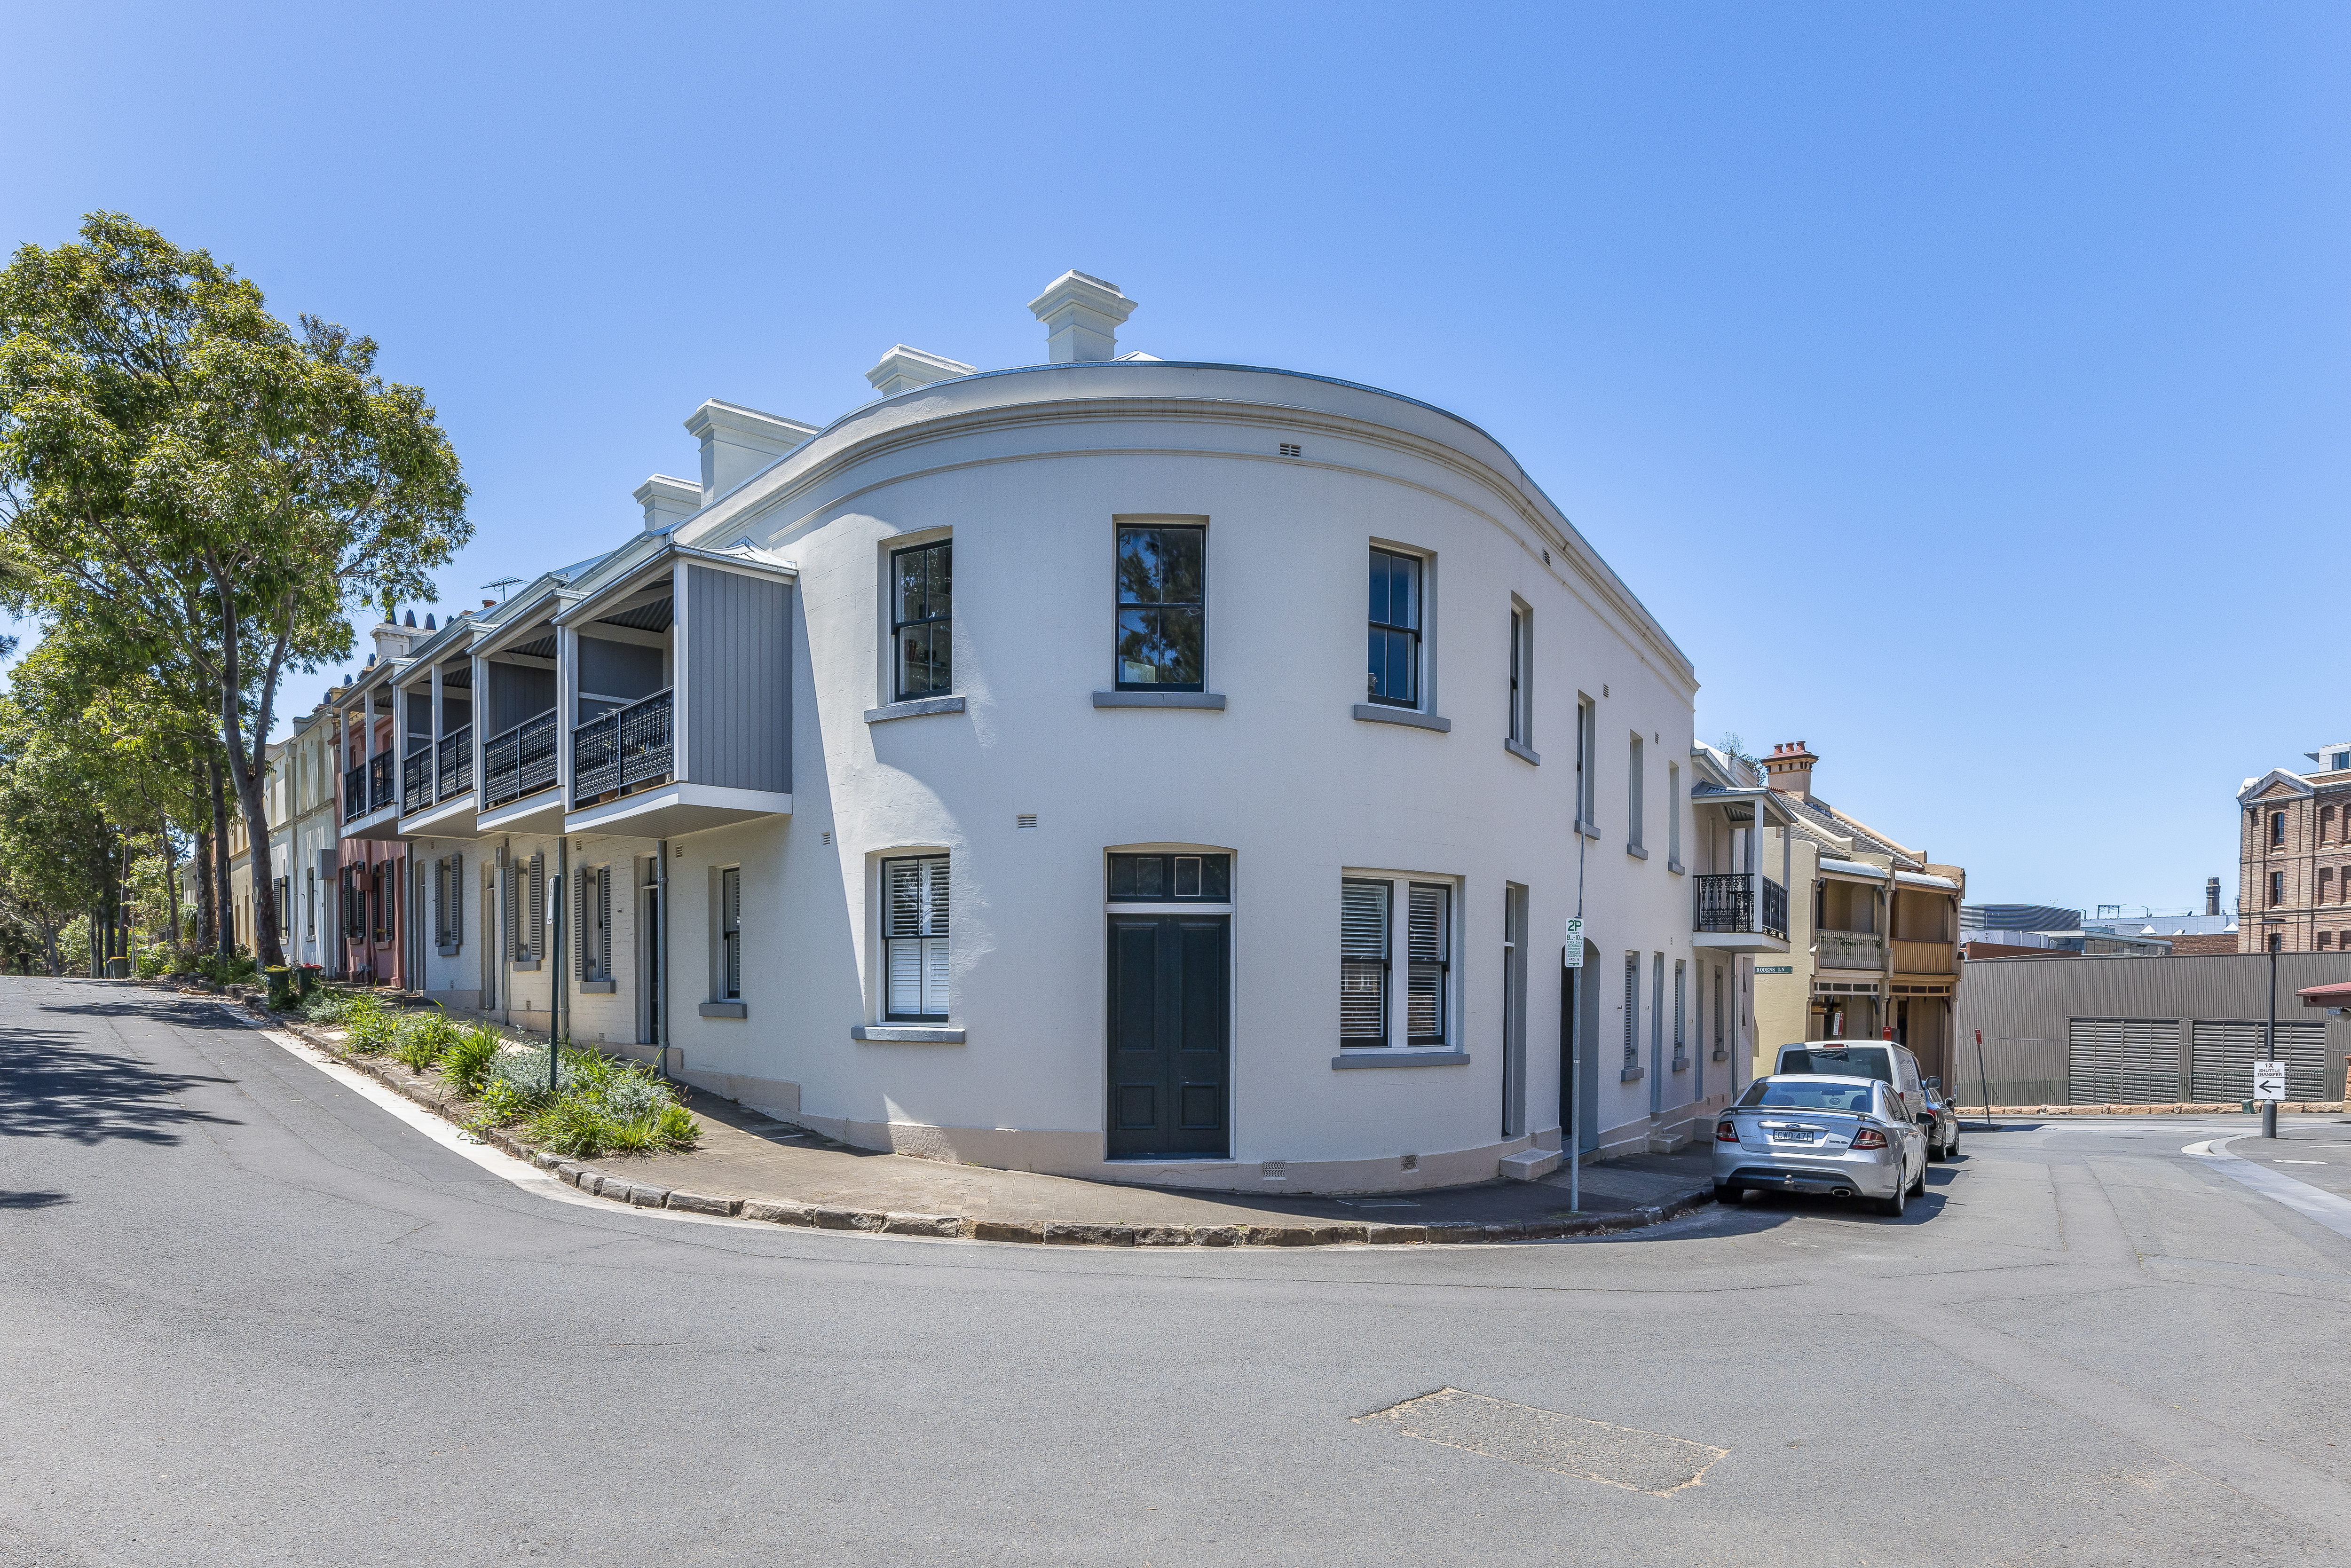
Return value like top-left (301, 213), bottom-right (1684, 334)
top-left (2253, 1061), bottom-right (2287, 1102)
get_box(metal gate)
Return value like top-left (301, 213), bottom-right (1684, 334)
top-left (2067, 1017), bottom-right (2179, 1104)
top-left (2190, 1020), bottom-right (2327, 1102)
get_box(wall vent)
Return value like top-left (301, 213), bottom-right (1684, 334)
top-left (1400, 1152), bottom-right (1419, 1172)
top-left (1017, 813), bottom-right (1039, 830)
top-left (821, 831), bottom-right (832, 845)
top-left (1279, 442), bottom-right (1301, 457)
top-left (1261, 1160), bottom-right (1287, 1180)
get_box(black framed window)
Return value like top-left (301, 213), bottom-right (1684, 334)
top-left (1507, 607), bottom-right (1526, 743)
top-left (1115, 523), bottom-right (1205, 691)
top-left (892, 541), bottom-right (951, 700)
top-left (1108, 853), bottom-right (1230, 900)
top-left (2272, 811), bottom-right (2287, 846)
top-left (719, 867), bottom-right (741, 1000)
top-left (1367, 548), bottom-right (1420, 707)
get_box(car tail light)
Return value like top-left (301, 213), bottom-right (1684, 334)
top-left (1716, 1120), bottom-right (1738, 1143)
top-left (1850, 1127), bottom-right (1888, 1150)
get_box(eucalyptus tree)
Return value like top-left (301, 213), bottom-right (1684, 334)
top-left (0, 213), bottom-right (468, 969)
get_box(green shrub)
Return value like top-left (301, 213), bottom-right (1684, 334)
top-left (300, 988), bottom-right (357, 1024)
top-left (655, 1102), bottom-right (700, 1146)
top-left (524, 1094), bottom-right (607, 1156)
top-left (390, 1011), bottom-right (458, 1072)
top-left (500, 1052), bottom-right (701, 1158)
top-left (440, 1026), bottom-right (502, 1097)
top-left (476, 1076), bottom-right (540, 1125)
top-left (346, 995), bottom-right (399, 1054)
top-left (193, 950), bottom-right (259, 986)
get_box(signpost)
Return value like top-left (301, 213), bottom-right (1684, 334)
top-left (1564, 918), bottom-right (1584, 1213)
top-left (2254, 1059), bottom-right (2285, 1140)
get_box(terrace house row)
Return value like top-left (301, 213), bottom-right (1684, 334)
top-left (254, 272), bottom-right (1795, 1192)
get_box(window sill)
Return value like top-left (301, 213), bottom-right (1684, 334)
top-left (1621, 1065), bottom-right (1645, 1082)
top-left (1353, 703), bottom-right (1450, 733)
top-left (865, 694), bottom-right (966, 724)
top-left (437, 944), bottom-right (460, 957)
top-left (1094, 690), bottom-right (1225, 709)
top-left (1331, 1049), bottom-right (1471, 1070)
top-left (1626, 844), bottom-right (1649, 861)
top-left (512, 959), bottom-right (541, 972)
top-left (1576, 819), bottom-right (1601, 840)
top-left (1712, 1049), bottom-right (1728, 1062)
top-left (699, 1001), bottom-right (747, 1019)
top-left (579, 980), bottom-right (615, 994)
top-left (1504, 737), bottom-right (1540, 766)
top-left (1667, 859), bottom-right (1685, 876)
top-left (852, 1024), bottom-right (966, 1044)
top-left (1671, 1054), bottom-right (1688, 1072)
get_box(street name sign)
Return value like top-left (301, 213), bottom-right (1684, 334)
top-left (2253, 1062), bottom-right (2287, 1102)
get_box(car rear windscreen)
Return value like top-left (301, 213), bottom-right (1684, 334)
top-left (1778, 1047), bottom-right (1892, 1083)
top-left (1738, 1080), bottom-right (1878, 1112)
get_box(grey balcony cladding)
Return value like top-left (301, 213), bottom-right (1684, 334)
top-left (685, 563), bottom-right (791, 795)
top-left (487, 663), bottom-right (556, 735)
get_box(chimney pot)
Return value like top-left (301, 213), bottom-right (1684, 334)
top-left (403, 610), bottom-right (417, 628)
top-left (424, 613), bottom-right (436, 630)
top-left (1027, 269), bottom-right (1138, 363)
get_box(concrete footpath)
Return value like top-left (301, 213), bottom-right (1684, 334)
top-left (169, 980), bottom-right (1713, 1246)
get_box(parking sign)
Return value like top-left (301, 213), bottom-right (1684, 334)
top-left (1562, 918), bottom-right (1584, 966)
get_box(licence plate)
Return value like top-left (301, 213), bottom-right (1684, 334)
top-left (1768, 1129), bottom-right (1817, 1143)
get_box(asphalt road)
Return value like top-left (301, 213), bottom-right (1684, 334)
top-left (4, 977), bottom-right (2349, 1568)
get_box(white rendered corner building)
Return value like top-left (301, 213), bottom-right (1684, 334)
top-left (377, 270), bottom-right (1754, 1192)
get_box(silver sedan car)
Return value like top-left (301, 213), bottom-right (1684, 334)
top-left (1713, 1074), bottom-right (1929, 1217)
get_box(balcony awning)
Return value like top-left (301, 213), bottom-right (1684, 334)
top-left (2298, 980), bottom-right (2351, 1009)
top-left (556, 538), bottom-right (797, 627)
top-left (1895, 871), bottom-right (1960, 890)
top-left (1819, 857), bottom-right (1890, 881)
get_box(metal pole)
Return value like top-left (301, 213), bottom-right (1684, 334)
top-left (549, 868), bottom-right (565, 1096)
top-left (656, 839), bottom-right (670, 1076)
top-left (2264, 947), bottom-right (2278, 1139)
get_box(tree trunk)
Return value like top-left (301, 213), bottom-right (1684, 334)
top-left (206, 755), bottom-right (233, 960)
top-left (228, 754), bottom-right (285, 971)
top-left (41, 920), bottom-right (59, 977)
top-left (161, 830), bottom-right (181, 949)
top-left (194, 827), bottom-right (216, 954)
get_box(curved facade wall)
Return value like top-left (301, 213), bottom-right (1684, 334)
top-left (413, 360), bottom-right (1743, 1193)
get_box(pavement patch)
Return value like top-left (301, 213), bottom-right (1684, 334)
top-left (1357, 1388), bottom-right (1725, 1495)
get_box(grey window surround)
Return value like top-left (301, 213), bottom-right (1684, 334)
top-left (1332, 1049), bottom-right (1471, 1069)
top-left (1626, 844), bottom-right (1649, 860)
top-left (866, 694), bottom-right (966, 724)
top-left (580, 979), bottom-right (615, 995)
top-left (852, 1024), bottom-right (966, 1044)
top-left (1672, 1053), bottom-right (1688, 1072)
top-left (1667, 858), bottom-right (1685, 875)
top-left (1576, 819), bottom-right (1601, 840)
top-left (1713, 1048), bottom-right (1729, 1062)
top-left (1621, 1065), bottom-right (1644, 1081)
top-left (1353, 704), bottom-right (1451, 733)
top-left (513, 959), bottom-right (541, 973)
top-left (437, 942), bottom-right (459, 957)
top-left (1504, 737), bottom-right (1540, 766)
top-left (1093, 691), bottom-right (1226, 709)
top-left (699, 1001), bottom-right (748, 1019)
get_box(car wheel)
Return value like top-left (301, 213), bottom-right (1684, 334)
top-left (1908, 1155), bottom-right (1927, 1197)
top-left (1927, 1130), bottom-right (1944, 1163)
top-left (1876, 1178), bottom-right (1906, 1218)
top-left (1946, 1127), bottom-right (1959, 1159)
top-left (1713, 1181), bottom-right (1741, 1203)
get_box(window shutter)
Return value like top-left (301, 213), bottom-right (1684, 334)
top-left (598, 867), bottom-right (611, 979)
top-left (577, 870), bottom-right (592, 980)
top-left (449, 855), bottom-right (461, 953)
top-left (721, 866), bottom-right (741, 998)
top-left (528, 853), bottom-right (545, 959)
top-left (1340, 879), bottom-right (1389, 1043)
top-left (1406, 883), bottom-right (1448, 1043)
top-left (1623, 953), bottom-right (1640, 1067)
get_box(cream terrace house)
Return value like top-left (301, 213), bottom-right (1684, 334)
top-left (244, 270), bottom-right (1773, 1193)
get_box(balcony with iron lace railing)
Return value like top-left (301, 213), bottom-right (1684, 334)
top-left (436, 724), bottom-right (473, 799)
top-left (401, 745), bottom-right (432, 811)
top-left (481, 709), bottom-right (559, 812)
top-left (1692, 871), bottom-right (1791, 952)
top-left (572, 688), bottom-right (673, 808)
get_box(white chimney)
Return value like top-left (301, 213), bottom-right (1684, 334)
top-left (866, 344), bottom-right (978, 399)
top-left (633, 474), bottom-right (702, 533)
top-left (1026, 270), bottom-right (1137, 363)
top-left (683, 400), bottom-right (820, 503)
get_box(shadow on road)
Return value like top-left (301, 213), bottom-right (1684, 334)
top-left (0, 1017), bottom-right (239, 1147)
top-left (0, 1190), bottom-right (69, 1209)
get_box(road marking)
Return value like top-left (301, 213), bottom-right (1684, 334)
top-left (2197, 1137), bottom-right (2351, 1243)
top-left (2276, 1159), bottom-right (2327, 1165)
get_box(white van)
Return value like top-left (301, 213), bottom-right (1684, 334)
top-left (1773, 1041), bottom-right (1926, 1124)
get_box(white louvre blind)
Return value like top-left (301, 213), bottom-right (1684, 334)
top-left (1340, 879), bottom-right (1390, 1043)
top-left (527, 853), bottom-right (545, 959)
top-left (720, 867), bottom-right (742, 999)
top-left (1406, 882), bottom-right (1449, 1044)
top-left (884, 856), bottom-right (948, 1018)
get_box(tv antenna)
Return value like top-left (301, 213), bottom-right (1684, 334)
top-left (483, 576), bottom-right (523, 603)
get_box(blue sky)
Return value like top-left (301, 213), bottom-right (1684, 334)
top-left (6, 2), bottom-right (2342, 917)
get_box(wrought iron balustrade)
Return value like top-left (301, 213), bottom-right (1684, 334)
top-left (437, 724), bottom-right (472, 798)
top-left (573, 688), bottom-right (673, 806)
top-left (402, 747), bottom-right (431, 810)
top-left (1695, 872), bottom-right (1790, 938)
top-left (367, 752), bottom-right (395, 812)
top-left (344, 763), bottom-right (367, 821)
top-left (481, 709), bottom-right (558, 810)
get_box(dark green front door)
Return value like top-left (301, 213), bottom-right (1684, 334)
top-left (1107, 915), bottom-right (1229, 1158)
